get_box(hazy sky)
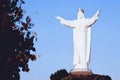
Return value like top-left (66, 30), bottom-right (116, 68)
top-left (20, 0), bottom-right (120, 80)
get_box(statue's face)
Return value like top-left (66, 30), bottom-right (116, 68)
top-left (77, 9), bottom-right (84, 19)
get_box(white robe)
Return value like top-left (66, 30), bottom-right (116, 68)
top-left (59, 19), bottom-right (92, 70)
top-left (73, 26), bottom-right (91, 70)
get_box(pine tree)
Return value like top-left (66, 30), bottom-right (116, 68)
top-left (0, 0), bottom-right (37, 80)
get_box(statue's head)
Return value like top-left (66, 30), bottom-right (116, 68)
top-left (77, 8), bottom-right (85, 19)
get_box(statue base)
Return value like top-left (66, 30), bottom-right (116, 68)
top-left (71, 68), bottom-right (91, 72)
top-left (70, 70), bottom-right (92, 76)
top-left (50, 69), bottom-right (112, 80)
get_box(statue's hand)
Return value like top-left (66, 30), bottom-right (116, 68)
top-left (56, 16), bottom-right (63, 21)
top-left (96, 10), bottom-right (101, 16)
top-left (94, 10), bottom-right (101, 20)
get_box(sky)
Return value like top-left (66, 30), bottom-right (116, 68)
top-left (20, 0), bottom-right (120, 80)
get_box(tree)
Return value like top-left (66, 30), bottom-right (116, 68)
top-left (50, 69), bottom-right (69, 80)
top-left (0, 0), bottom-right (37, 80)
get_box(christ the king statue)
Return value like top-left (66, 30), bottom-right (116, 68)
top-left (56, 8), bottom-right (100, 71)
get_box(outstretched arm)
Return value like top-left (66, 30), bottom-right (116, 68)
top-left (86, 10), bottom-right (101, 27)
top-left (56, 16), bottom-right (76, 28)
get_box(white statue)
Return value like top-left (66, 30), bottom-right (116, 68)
top-left (56, 8), bottom-right (100, 71)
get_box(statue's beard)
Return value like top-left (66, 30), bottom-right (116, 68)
top-left (78, 13), bottom-right (84, 19)
top-left (78, 16), bottom-right (84, 19)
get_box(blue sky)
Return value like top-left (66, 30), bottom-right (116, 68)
top-left (20, 0), bottom-right (120, 80)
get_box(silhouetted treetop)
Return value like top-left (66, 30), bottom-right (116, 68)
top-left (0, 0), bottom-right (37, 80)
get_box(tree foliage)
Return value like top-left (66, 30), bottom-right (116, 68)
top-left (50, 69), bottom-right (69, 80)
top-left (0, 0), bottom-right (37, 80)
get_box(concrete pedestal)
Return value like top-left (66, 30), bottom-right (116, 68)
top-left (70, 70), bottom-right (92, 76)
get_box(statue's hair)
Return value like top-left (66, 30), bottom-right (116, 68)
top-left (81, 9), bottom-right (84, 13)
top-left (77, 8), bottom-right (84, 13)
